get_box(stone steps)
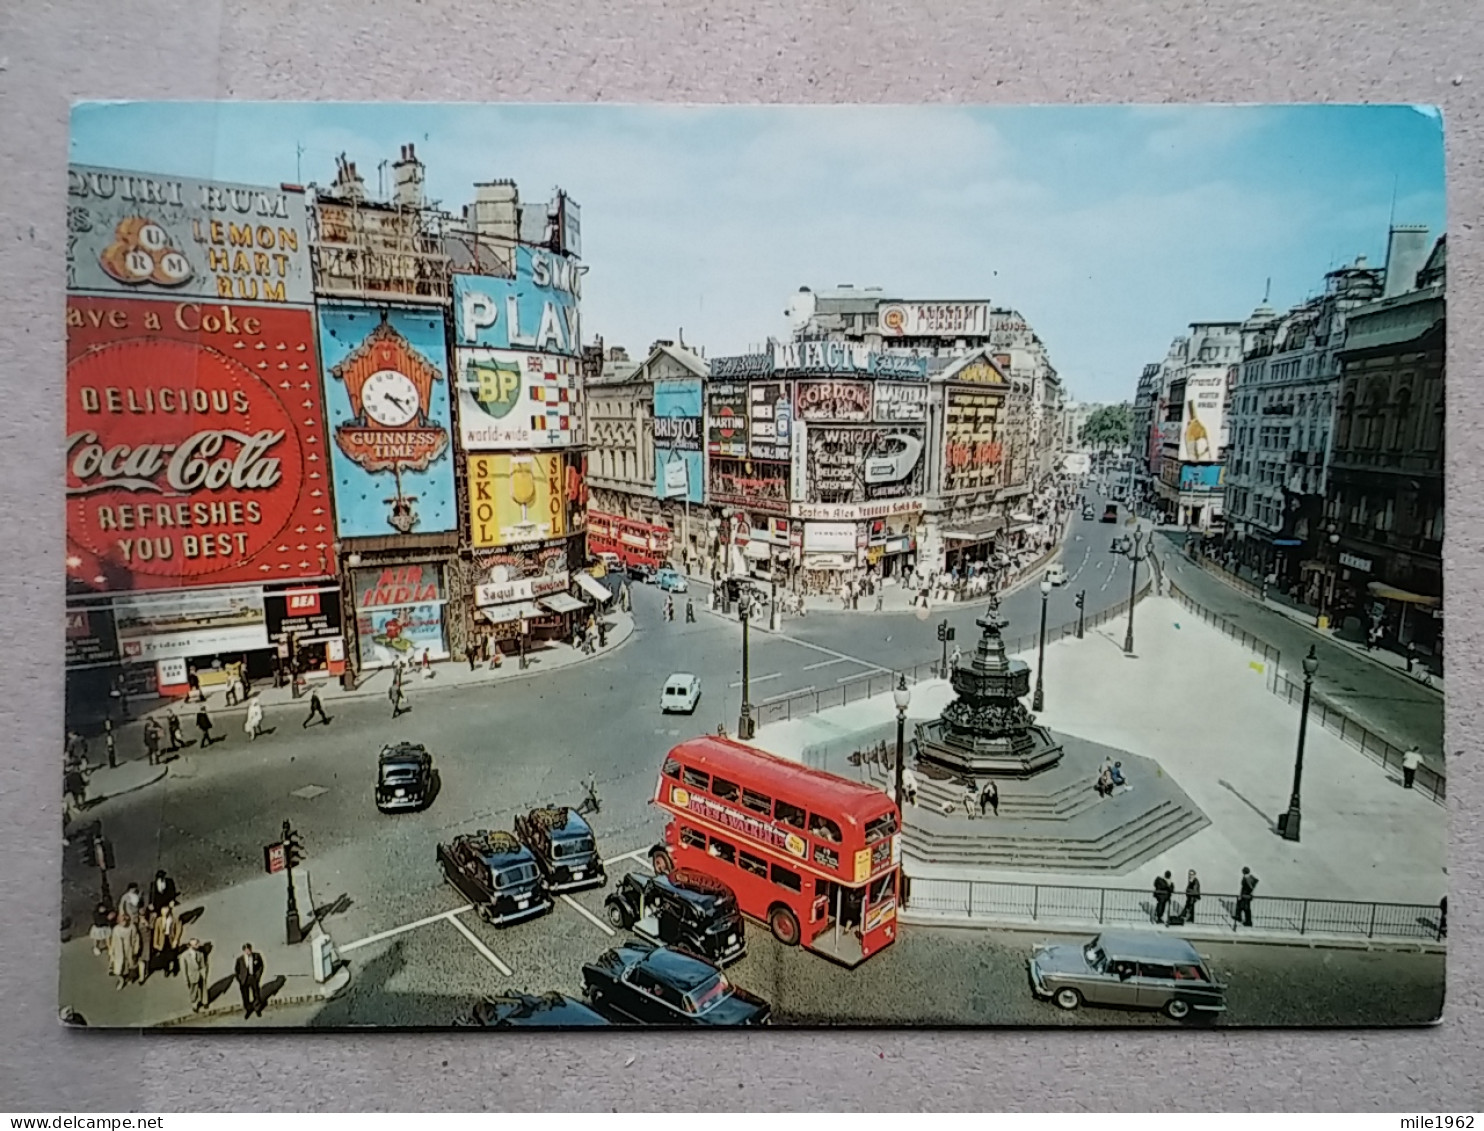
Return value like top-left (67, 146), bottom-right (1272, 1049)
top-left (862, 760), bottom-right (1103, 820)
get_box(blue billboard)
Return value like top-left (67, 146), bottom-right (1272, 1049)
top-left (318, 305), bottom-right (457, 538)
top-left (452, 246), bottom-right (582, 358)
top-left (1179, 463), bottom-right (1225, 491)
top-left (654, 377), bottom-right (704, 504)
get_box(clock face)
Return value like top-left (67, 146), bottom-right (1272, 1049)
top-left (362, 369), bottom-right (420, 427)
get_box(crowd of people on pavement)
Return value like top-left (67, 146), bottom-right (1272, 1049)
top-left (1148, 865), bottom-right (1261, 931)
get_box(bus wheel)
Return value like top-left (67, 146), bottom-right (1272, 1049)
top-left (650, 849), bottom-right (673, 875)
top-left (769, 905), bottom-right (801, 946)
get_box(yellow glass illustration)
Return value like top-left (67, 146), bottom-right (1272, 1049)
top-left (510, 458), bottom-right (537, 522)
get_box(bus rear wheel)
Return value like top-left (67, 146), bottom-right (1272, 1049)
top-left (650, 848), bottom-right (674, 875)
top-left (769, 905), bottom-right (801, 946)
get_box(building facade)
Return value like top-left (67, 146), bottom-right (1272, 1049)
top-left (1147, 321), bottom-right (1242, 531)
top-left (1326, 235), bottom-right (1445, 657)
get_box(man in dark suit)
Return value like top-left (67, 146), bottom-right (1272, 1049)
top-left (1152, 871), bottom-right (1174, 924)
top-left (235, 943), bottom-right (265, 1019)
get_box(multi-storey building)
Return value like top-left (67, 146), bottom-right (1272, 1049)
top-left (1223, 246), bottom-right (1391, 590)
top-left (1326, 234), bottom-right (1445, 657)
top-left (1131, 363), bottom-right (1162, 503)
top-left (1148, 321), bottom-right (1242, 531)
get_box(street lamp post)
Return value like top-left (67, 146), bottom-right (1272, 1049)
top-left (1280, 646), bottom-right (1320, 842)
top-left (737, 592), bottom-right (755, 739)
top-left (893, 674), bottom-right (911, 814)
top-left (1110, 528), bottom-right (1149, 655)
top-left (1317, 525), bottom-right (1340, 630)
top-left (1032, 577), bottom-right (1051, 711)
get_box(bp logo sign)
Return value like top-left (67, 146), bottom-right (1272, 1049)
top-left (467, 355), bottom-right (522, 419)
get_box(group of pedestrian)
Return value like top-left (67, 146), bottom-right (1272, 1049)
top-left (1094, 758), bottom-right (1128, 798)
top-left (957, 779), bottom-right (999, 818)
top-left (1150, 866), bottom-right (1257, 929)
top-left (102, 870), bottom-right (185, 991)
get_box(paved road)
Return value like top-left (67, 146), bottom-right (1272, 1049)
top-left (1159, 539), bottom-right (1444, 760)
top-left (67, 494), bottom-right (1441, 1027)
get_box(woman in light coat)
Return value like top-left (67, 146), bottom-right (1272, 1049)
top-left (109, 912), bottom-right (141, 989)
top-left (244, 697), bottom-right (265, 740)
top-left (152, 903), bottom-right (184, 976)
top-left (132, 908), bottom-right (153, 983)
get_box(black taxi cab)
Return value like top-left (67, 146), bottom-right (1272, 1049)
top-left (603, 868), bottom-right (747, 967)
top-left (375, 742), bottom-right (434, 813)
top-left (581, 940), bottom-right (771, 1026)
top-left (436, 829), bottom-right (552, 927)
top-left (513, 806), bottom-right (606, 893)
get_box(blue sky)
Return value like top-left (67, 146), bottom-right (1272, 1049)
top-left (70, 103), bottom-right (1445, 403)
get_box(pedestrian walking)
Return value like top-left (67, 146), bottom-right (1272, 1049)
top-left (152, 903), bottom-right (183, 977)
top-left (117, 882), bottom-right (142, 922)
top-left (1184, 869), bottom-right (1202, 924)
top-left (89, 903), bottom-right (113, 957)
top-left (875, 591), bottom-right (884, 612)
top-left (597, 619), bottom-right (608, 648)
top-left (685, 599), bottom-right (695, 623)
top-left (245, 697), bottom-right (265, 739)
top-left (1233, 866), bottom-right (1258, 929)
top-left (181, 938), bottom-right (210, 1013)
top-left (195, 707), bottom-right (216, 747)
top-left (103, 719), bottom-right (117, 769)
top-left (902, 765), bottom-right (919, 806)
top-left (63, 761), bottom-right (89, 817)
top-left (132, 906), bottom-right (152, 984)
top-left (467, 644), bottom-right (479, 672)
top-left (391, 682), bottom-right (409, 719)
top-left (186, 666), bottom-right (203, 703)
top-left (166, 712), bottom-right (184, 753)
top-left (302, 688), bottom-right (331, 729)
top-left (1401, 745), bottom-right (1422, 790)
top-left (1152, 870), bottom-right (1174, 924)
top-left (979, 780), bottom-right (999, 817)
top-left (962, 782), bottom-right (978, 819)
top-left (421, 648), bottom-right (432, 679)
top-left (224, 671), bottom-right (239, 706)
top-left (235, 943), bottom-right (266, 1019)
top-left (109, 912), bottom-right (140, 990)
top-left (142, 719), bottom-right (161, 765)
top-left (1406, 641), bottom-right (1418, 672)
top-left (148, 869), bottom-right (179, 916)
top-left (1438, 896), bottom-right (1447, 939)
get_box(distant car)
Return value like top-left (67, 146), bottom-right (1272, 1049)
top-left (604, 868), bottom-right (747, 966)
top-left (655, 568), bottom-right (689, 593)
top-left (594, 552), bottom-right (623, 575)
top-left (1044, 563), bottom-right (1068, 587)
top-left (513, 805), bottom-right (606, 892)
top-left (581, 939), bottom-right (771, 1026)
top-left (437, 829), bottom-right (552, 927)
top-left (661, 673), bottom-right (703, 714)
top-left (1028, 930), bottom-right (1227, 1022)
top-left (1082, 506), bottom-right (1096, 521)
top-left (456, 991), bottom-right (612, 1028)
top-left (375, 742), bottom-right (434, 812)
top-left (1101, 504), bottom-right (1118, 523)
top-left (627, 562), bottom-right (657, 584)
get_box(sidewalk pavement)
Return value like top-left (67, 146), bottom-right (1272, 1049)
top-left (753, 594), bottom-right (1445, 911)
top-left (87, 608), bottom-right (636, 772)
top-left (1182, 545), bottom-right (1446, 693)
top-left (59, 868), bottom-right (346, 1028)
top-left (68, 758), bottom-right (169, 810)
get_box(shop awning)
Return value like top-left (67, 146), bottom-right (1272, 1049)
top-left (1366, 581), bottom-right (1441, 607)
top-left (480, 601), bottom-right (542, 625)
top-left (539, 592), bottom-right (589, 615)
top-left (574, 572), bottom-right (613, 603)
top-left (942, 517), bottom-right (1005, 542)
top-left (743, 541), bottom-right (772, 561)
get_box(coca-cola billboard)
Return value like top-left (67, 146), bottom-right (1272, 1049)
top-left (65, 296), bottom-right (331, 592)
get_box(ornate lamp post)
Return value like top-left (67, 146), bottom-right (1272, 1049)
top-left (737, 590), bottom-right (756, 739)
top-left (1280, 646), bottom-right (1320, 842)
top-left (893, 674), bottom-right (911, 814)
top-left (1032, 577), bottom-right (1051, 711)
top-left (1110, 527), bottom-right (1149, 655)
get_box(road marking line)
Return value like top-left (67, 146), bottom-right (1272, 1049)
top-left (339, 906), bottom-right (472, 953)
top-left (837, 671), bottom-right (875, 682)
top-left (802, 657), bottom-right (849, 670)
top-left (728, 672), bottom-right (781, 688)
top-left (602, 847), bottom-right (654, 868)
top-left (774, 633), bottom-right (891, 675)
top-left (761, 685), bottom-right (812, 703)
top-left (445, 910), bottom-right (513, 976)
top-left (562, 893), bottom-right (616, 936)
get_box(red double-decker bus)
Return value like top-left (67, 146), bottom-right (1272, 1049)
top-left (646, 736), bottom-right (901, 968)
top-left (587, 511), bottom-right (673, 569)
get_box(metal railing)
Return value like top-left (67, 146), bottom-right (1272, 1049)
top-left (903, 876), bottom-right (1447, 943)
top-left (1168, 581), bottom-right (1445, 805)
top-left (754, 572), bottom-right (1154, 727)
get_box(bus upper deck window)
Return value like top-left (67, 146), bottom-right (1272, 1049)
top-left (683, 767), bottom-right (710, 791)
top-left (774, 799), bottom-right (806, 830)
top-left (810, 814), bottom-right (842, 842)
top-left (741, 788), bottom-right (772, 815)
top-left (712, 776), bottom-right (741, 803)
top-left (662, 758), bottom-right (681, 780)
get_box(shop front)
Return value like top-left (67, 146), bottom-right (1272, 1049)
top-left (264, 581), bottom-right (347, 687)
top-left (350, 563), bottom-right (451, 671)
top-left (109, 585), bottom-right (281, 698)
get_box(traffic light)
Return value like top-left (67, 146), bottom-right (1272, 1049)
top-left (73, 822), bottom-right (100, 868)
top-left (1075, 590), bottom-right (1086, 609)
top-left (937, 621), bottom-right (947, 642)
top-left (285, 828), bottom-right (305, 869)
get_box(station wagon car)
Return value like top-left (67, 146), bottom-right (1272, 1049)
top-left (456, 991), bottom-right (611, 1028)
top-left (375, 742), bottom-right (434, 812)
top-left (1028, 930), bottom-right (1227, 1021)
top-left (655, 568), bottom-right (689, 593)
top-left (660, 673), bottom-right (703, 714)
top-left (604, 868), bottom-right (747, 966)
top-left (436, 829), bottom-right (552, 927)
top-left (513, 806), bottom-right (605, 893)
top-left (581, 940), bottom-right (771, 1026)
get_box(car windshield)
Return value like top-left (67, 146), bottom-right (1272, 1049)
top-left (493, 863), bottom-right (537, 889)
top-left (552, 836), bottom-right (595, 859)
top-left (382, 766), bottom-right (420, 781)
top-left (684, 974), bottom-right (731, 1015)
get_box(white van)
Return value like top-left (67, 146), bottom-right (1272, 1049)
top-left (660, 673), bottom-right (702, 714)
top-left (1045, 563), bottom-right (1068, 587)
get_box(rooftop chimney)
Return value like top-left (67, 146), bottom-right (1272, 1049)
top-left (392, 143), bottom-right (425, 209)
top-left (332, 153), bottom-right (366, 203)
top-left (1382, 225), bottom-right (1431, 299)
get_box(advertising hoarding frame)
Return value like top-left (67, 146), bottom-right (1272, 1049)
top-left (455, 346), bottom-right (582, 450)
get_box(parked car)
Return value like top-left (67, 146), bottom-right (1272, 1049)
top-left (513, 805), bottom-right (605, 892)
top-left (456, 991), bottom-right (612, 1028)
top-left (436, 829), bottom-right (552, 927)
top-left (1045, 563), bottom-right (1068, 587)
top-left (655, 568), bottom-right (689, 593)
top-left (1101, 504), bottom-right (1119, 523)
top-left (627, 561), bottom-right (657, 584)
top-left (1082, 506), bottom-right (1096, 521)
top-left (604, 868), bottom-right (747, 966)
top-left (660, 673), bottom-right (703, 714)
top-left (375, 742), bottom-right (434, 812)
top-left (581, 939), bottom-right (771, 1025)
top-left (1028, 930), bottom-right (1226, 1021)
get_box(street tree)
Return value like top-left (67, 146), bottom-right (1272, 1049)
top-left (1079, 403), bottom-right (1134, 454)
